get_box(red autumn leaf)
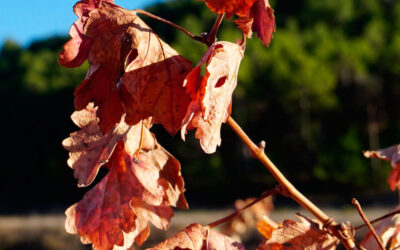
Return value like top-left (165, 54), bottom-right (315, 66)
top-left (62, 103), bottom-right (154, 187)
top-left (61, 1), bottom-right (134, 133)
top-left (132, 140), bottom-right (188, 208)
top-left (361, 205), bottom-right (400, 250)
top-left (181, 41), bottom-right (244, 153)
top-left (364, 144), bottom-right (400, 190)
top-left (149, 223), bottom-right (245, 250)
top-left (66, 140), bottom-right (187, 250)
top-left (203, 0), bottom-right (257, 19)
top-left (249, 0), bottom-right (276, 47)
top-left (63, 102), bottom-right (187, 205)
top-left (258, 214), bottom-right (339, 250)
top-left (202, 0), bottom-right (275, 46)
top-left (144, 141), bottom-right (188, 209)
top-left (120, 23), bottom-right (192, 135)
top-left (60, 2), bottom-right (192, 134)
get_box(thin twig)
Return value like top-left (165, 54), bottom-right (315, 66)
top-left (134, 9), bottom-right (206, 44)
top-left (226, 116), bottom-right (358, 249)
top-left (355, 208), bottom-right (400, 230)
top-left (352, 198), bottom-right (385, 250)
top-left (227, 117), bottom-right (331, 222)
top-left (206, 14), bottom-right (224, 46)
top-left (207, 187), bottom-right (281, 229)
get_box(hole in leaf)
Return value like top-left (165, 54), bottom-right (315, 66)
top-left (215, 76), bottom-right (227, 88)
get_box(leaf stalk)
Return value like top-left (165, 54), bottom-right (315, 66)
top-left (135, 9), bottom-right (207, 45)
top-left (206, 14), bottom-right (225, 46)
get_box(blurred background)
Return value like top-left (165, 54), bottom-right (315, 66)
top-left (1, 0), bottom-right (400, 249)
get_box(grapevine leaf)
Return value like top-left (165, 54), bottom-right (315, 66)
top-left (64, 103), bottom-right (187, 207)
top-left (181, 41), bottom-right (244, 154)
top-left (62, 103), bottom-right (123, 187)
top-left (134, 138), bottom-right (188, 209)
top-left (364, 144), bottom-right (400, 190)
top-left (201, 0), bottom-right (275, 46)
top-left (144, 141), bottom-right (188, 209)
top-left (62, 103), bottom-right (152, 187)
top-left (203, 0), bottom-right (257, 19)
top-left (66, 141), bottom-right (186, 250)
top-left (258, 214), bottom-right (339, 250)
top-left (62, 1), bottom-right (136, 133)
top-left (249, 0), bottom-right (275, 47)
top-left (120, 42), bottom-right (192, 135)
top-left (60, 2), bottom-right (192, 134)
top-left (148, 223), bottom-right (245, 250)
top-left (361, 205), bottom-right (400, 250)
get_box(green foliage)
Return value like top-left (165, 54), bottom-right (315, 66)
top-left (20, 49), bottom-right (88, 93)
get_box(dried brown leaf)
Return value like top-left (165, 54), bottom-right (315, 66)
top-left (60, 2), bottom-right (192, 134)
top-left (181, 41), bottom-right (244, 153)
top-left (249, 0), bottom-right (275, 47)
top-left (62, 103), bottom-right (152, 187)
top-left (149, 223), bottom-right (245, 250)
top-left (66, 140), bottom-right (186, 250)
top-left (258, 214), bottom-right (339, 250)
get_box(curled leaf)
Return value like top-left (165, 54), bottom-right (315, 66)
top-left (202, 0), bottom-right (275, 46)
top-left (60, 2), bottom-right (192, 134)
top-left (62, 103), bottom-right (152, 187)
top-left (149, 223), bottom-right (245, 250)
top-left (364, 144), bottom-right (400, 190)
top-left (258, 214), bottom-right (339, 250)
top-left (203, 0), bottom-right (257, 18)
top-left (181, 41), bottom-right (244, 154)
top-left (249, 0), bottom-right (275, 47)
top-left (67, 1), bottom-right (137, 133)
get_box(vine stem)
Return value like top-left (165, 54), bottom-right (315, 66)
top-left (226, 116), bottom-right (358, 249)
top-left (206, 14), bottom-right (224, 46)
top-left (207, 186), bottom-right (281, 229)
top-left (352, 198), bottom-right (385, 250)
top-left (134, 9), bottom-right (207, 45)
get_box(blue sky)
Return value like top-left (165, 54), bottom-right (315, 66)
top-left (0, 0), bottom-right (165, 47)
